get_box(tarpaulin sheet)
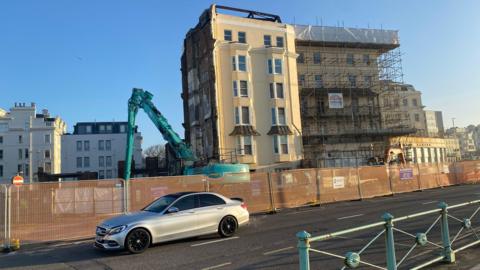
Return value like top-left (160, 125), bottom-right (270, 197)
top-left (271, 169), bottom-right (318, 209)
top-left (358, 166), bottom-right (392, 198)
top-left (318, 167), bottom-right (361, 203)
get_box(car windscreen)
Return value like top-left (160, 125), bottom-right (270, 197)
top-left (142, 195), bottom-right (179, 213)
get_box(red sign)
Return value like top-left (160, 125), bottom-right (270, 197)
top-left (12, 175), bottom-right (24, 185)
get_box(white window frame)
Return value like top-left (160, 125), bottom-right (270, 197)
top-left (236, 136), bottom-right (253, 155)
top-left (273, 135), bottom-right (289, 154)
top-left (232, 55), bottom-right (247, 72)
top-left (264, 35), bottom-right (271, 46)
top-left (267, 58), bottom-right (283, 75)
top-left (269, 83), bottom-right (284, 99)
top-left (238, 31), bottom-right (246, 43)
top-left (234, 106), bottom-right (251, 125)
top-left (271, 107), bottom-right (287, 125)
top-left (224, 29), bottom-right (232, 41)
top-left (276, 36), bottom-right (284, 47)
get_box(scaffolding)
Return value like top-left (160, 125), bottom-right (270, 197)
top-left (294, 24), bottom-right (414, 168)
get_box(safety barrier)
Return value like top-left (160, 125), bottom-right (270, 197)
top-left (296, 200), bottom-right (480, 269)
top-left (0, 161), bottom-right (479, 249)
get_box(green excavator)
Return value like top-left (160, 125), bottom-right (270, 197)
top-left (123, 88), bottom-right (249, 180)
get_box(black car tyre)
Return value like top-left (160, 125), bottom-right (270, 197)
top-left (125, 228), bottom-right (151, 254)
top-left (218, 215), bottom-right (238, 238)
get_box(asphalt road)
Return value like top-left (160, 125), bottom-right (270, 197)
top-left (1, 184), bottom-right (480, 270)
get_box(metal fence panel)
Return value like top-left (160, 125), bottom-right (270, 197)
top-left (208, 172), bottom-right (273, 213)
top-left (419, 163), bottom-right (441, 190)
top-left (390, 165), bottom-right (421, 193)
top-left (10, 180), bottom-right (124, 244)
top-left (358, 166), bottom-right (392, 199)
top-left (318, 167), bottom-right (361, 203)
top-left (129, 175), bottom-right (205, 211)
top-left (457, 160), bottom-right (480, 184)
top-left (271, 169), bottom-right (318, 209)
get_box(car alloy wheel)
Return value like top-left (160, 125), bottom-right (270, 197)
top-left (126, 228), bottom-right (151, 254)
top-left (219, 216), bottom-right (237, 237)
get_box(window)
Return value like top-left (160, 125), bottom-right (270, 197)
top-left (276, 36), bottom-right (284, 47)
top-left (99, 170), bottom-right (105, 179)
top-left (0, 136), bottom-right (3, 144)
top-left (263, 35), bottom-right (271, 46)
top-left (236, 136), bottom-right (253, 155)
top-left (99, 125), bottom-right (105, 133)
top-left (25, 164), bottom-right (29, 176)
top-left (120, 125), bottom-right (126, 133)
top-left (0, 150), bottom-right (3, 160)
top-left (0, 123), bottom-right (7, 132)
top-left (98, 140), bottom-right (105, 150)
top-left (44, 150), bottom-right (50, 159)
top-left (271, 108), bottom-right (277, 125)
top-left (106, 170), bottom-right (112, 179)
top-left (347, 54), bottom-right (355, 65)
top-left (313, 52), bottom-right (321, 64)
top-left (268, 59), bottom-right (282, 74)
top-left (99, 156), bottom-right (105, 167)
top-left (172, 195), bottom-right (196, 211)
top-left (84, 157), bottom-right (90, 167)
top-left (76, 157), bottom-right (83, 168)
top-left (364, 76), bottom-right (372, 87)
top-left (18, 149), bottom-right (22, 160)
top-left (18, 164), bottom-right (22, 173)
top-left (106, 140), bottom-right (111, 151)
top-left (0, 165), bottom-right (3, 177)
top-left (238, 31), bottom-right (246, 43)
top-left (241, 106), bottom-right (250, 124)
top-left (86, 125), bottom-right (92, 133)
top-left (315, 75), bottom-right (323, 87)
top-left (234, 107), bottom-right (240, 124)
top-left (199, 194), bottom-right (226, 207)
top-left (19, 135), bottom-right (23, 144)
top-left (348, 75), bottom-right (357, 87)
top-left (363, 54), bottom-right (370, 65)
top-left (233, 55), bottom-right (247, 72)
top-left (403, 99), bottom-right (408, 106)
top-left (84, 140), bottom-right (90, 151)
top-left (298, 74), bottom-right (305, 86)
top-left (106, 125), bottom-right (112, 132)
top-left (239, 81), bottom-right (248, 97)
top-left (297, 52), bottom-right (304, 63)
top-left (76, 141), bottom-right (82, 151)
top-left (25, 148), bottom-right (29, 159)
top-left (44, 134), bottom-right (51, 144)
top-left (412, 99), bottom-right (418, 107)
top-left (224, 29), bottom-right (232, 41)
top-left (106, 156), bottom-right (112, 167)
top-left (394, 99), bottom-right (399, 107)
top-left (415, 114), bottom-right (420, 122)
top-left (278, 108), bottom-right (286, 125)
top-left (44, 162), bottom-right (51, 173)
top-left (269, 83), bottom-right (284, 99)
top-left (273, 135), bottom-right (289, 154)
top-left (232, 81), bottom-right (238, 97)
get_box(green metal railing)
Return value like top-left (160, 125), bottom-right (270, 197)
top-left (297, 200), bottom-right (480, 269)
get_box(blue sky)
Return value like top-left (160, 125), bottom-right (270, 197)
top-left (1, 0), bottom-right (479, 148)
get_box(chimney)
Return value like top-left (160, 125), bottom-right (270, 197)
top-left (42, 109), bottom-right (50, 117)
top-left (31, 102), bottom-right (36, 108)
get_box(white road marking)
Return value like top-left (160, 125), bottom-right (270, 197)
top-left (337, 214), bottom-right (364, 220)
top-left (201, 262), bottom-right (232, 270)
top-left (286, 209), bottom-right (319, 215)
top-left (191, 237), bottom-right (239, 247)
top-left (263, 246), bottom-right (294, 255)
top-left (422, 201), bottom-right (437, 205)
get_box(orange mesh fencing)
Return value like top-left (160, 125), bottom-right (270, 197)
top-left (0, 185), bottom-right (6, 248)
top-left (270, 169), bottom-right (318, 209)
top-left (456, 161), bottom-right (480, 184)
top-left (358, 166), bottom-right (392, 199)
top-left (10, 180), bottom-right (124, 244)
top-left (418, 164), bottom-right (441, 190)
top-left (208, 172), bottom-right (273, 213)
top-left (318, 167), bottom-right (361, 203)
top-left (436, 163), bottom-right (453, 187)
top-left (129, 175), bottom-right (206, 211)
top-left (389, 165), bottom-right (420, 194)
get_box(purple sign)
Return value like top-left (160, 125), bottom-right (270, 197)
top-left (399, 168), bottom-right (414, 180)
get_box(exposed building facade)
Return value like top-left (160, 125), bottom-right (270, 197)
top-left (0, 103), bottom-right (66, 184)
top-left (424, 110), bottom-right (445, 137)
top-left (446, 127), bottom-right (477, 160)
top-left (389, 136), bottom-right (459, 164)
top-left (182, 5), bottom-right (303, 171)
top-left (61, 122), bottom-right (143, 179)
top-left (296, 25), bottom-right (413, 167)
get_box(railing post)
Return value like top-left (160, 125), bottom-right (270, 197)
top-left (439, 202), bottom-right (455, 263)
top-left (297, 231), bottom-right (311, 270)
top-left (383, 213), bottom-right (397, 270)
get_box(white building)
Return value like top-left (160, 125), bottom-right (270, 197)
top-left (0, 103), bottom-right (66, 184)
top-left (61, 122), bottom-right (143, 179)
top-left (424, 110), bottom-right (444, 137)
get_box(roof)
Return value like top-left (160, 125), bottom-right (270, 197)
top-left (294, 25), bottom-right (400, 50)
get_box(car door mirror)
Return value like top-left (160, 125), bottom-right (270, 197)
top-left (167, 207), bottom-right (179, 214)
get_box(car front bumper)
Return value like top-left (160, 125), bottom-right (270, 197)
top-left (94, 229), bottom-right (128, 250)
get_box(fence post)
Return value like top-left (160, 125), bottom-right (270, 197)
top-left (439, 202), bottom-right (455, 263)
top-left (383, 213), bottom-right (397, 270)
top-left (124, 180), bottom-right (130, 213)
top-left (356, 166), bottom-right (363, 200)
top-left (267, 172), bottom-right (276, 213)
top-left (417, 162), bottom-right (422, 191)
top-left (297, 231), bottom-right (311, 270)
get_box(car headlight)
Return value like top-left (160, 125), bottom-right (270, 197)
top-left (108, 225), bottom-right (127, 235)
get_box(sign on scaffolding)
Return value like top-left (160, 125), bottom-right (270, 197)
top-left (399, 168), bottom-right (414, 180)
top-left (328, 93), bottom-right (344, 109)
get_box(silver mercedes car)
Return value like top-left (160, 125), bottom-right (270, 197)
top-left (94, 192), bottom-right (249, 253)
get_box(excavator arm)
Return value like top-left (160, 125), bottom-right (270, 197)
top-left (124, 88), bottom-right (195, 180)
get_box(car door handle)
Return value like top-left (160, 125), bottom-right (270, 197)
top-left (217, 207), bottom-right (225, 210)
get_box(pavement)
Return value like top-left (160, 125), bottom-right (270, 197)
top-left (1, 184), bottom-right (480, 270)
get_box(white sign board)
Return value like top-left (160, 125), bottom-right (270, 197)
top-left (328, 93), bottom-right (344, 109)
top-left (333, 176), bottom-right (345, 189)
